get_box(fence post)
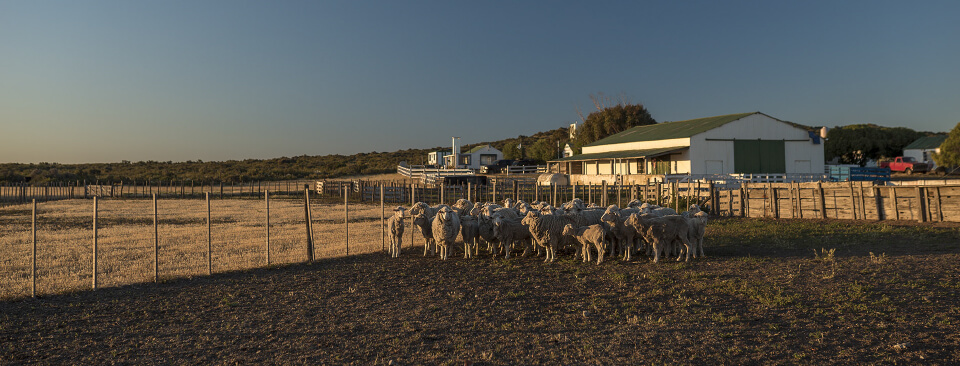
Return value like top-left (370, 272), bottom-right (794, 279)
top-left (739, 183), bottom-right (746, 218)
top-left (817, 182), bottom-right (827, 219)
top-left (345, 186), bottom-right (349, 256)
top-left (206, 193), bottom-right (212, 275)
top-left (874, 186), bottom-right (883, 221)
top-left (916, 187), bottom-right (926, 223)
top-left (154, 194), bottom-right (159, 283)
top-left (381, 184), bottom-right (385, 253)
top-left (266, 191), bottom-right (271, 266)
top-left (933, 187), bottom-right (943, 222)
top-left (31, 199), bottom-right (37, 297)
top-left (551, 183), bottom-right (557, 207)
top-left (304, 188), bottom-right (314, 262)
top-left (890, 187), bottom-right (900, 221)
top-left (92, 196), bottom-right (98, 290)
top-left (410, 184), bottom-right (415, 249)
top-left (467, 182), bottom-right (472, 202)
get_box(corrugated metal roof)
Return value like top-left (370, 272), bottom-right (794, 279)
top-left (465, 144), bottom-right (494, 153)
top-left (585, 112), bottom-right (757, 147)
top-left (550, 146), bottom-right (687, 162)
top-left (904, 135), bottom-right (947, 150)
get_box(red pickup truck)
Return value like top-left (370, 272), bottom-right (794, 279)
top-left (879, 157), bottom-right (929, 174)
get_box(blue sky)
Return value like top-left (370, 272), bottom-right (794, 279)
top-left (2, 0), bottom-right (958, 163)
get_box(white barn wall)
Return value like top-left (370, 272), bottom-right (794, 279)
top-left (904, 148), bottom-right (939, 168)
top-left (689, 114), bottom-right (823, 174)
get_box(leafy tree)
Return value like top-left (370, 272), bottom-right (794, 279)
top-left (502, 141), bottom-right (522, 160)
top-left (574, 95), bottom-right (656, 146)
top-left (933, 122), bottom-right (960, 168)
top-left (527, 138), bottom-right (561, 164)
top-left (825, 124), bottom-right (927, 165)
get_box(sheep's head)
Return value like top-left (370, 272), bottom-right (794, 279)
top-left (413, 213), bottom-right (428, 226)
top-left (521, 211), bottom-right (538, 226)
top-left (492, 216), bottom-right (503, 237)
top-left (688, 204), bottom-right (700, 212)
top-left (601, 211), bottom-right (619, 224)
top-left (410, 202), bottom-right (429, 217)
top-left (561, 224), bottom-right (575, 237)
top-left (393, 206), bottom-right (406, 217)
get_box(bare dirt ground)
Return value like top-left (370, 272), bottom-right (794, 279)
top-left (2, 217), bottom-right (960, 365)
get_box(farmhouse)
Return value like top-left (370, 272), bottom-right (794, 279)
top-left (427, 150), bottom-right (451, 167)
top-left (443, 144), bottom-right (503, 170)
top-left (903, 135), bottom-right (947, 169)
top-left (549, 112), bottom-right (825, 183)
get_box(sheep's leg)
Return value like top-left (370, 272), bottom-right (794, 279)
top-left (582, 243), bottom-right (589, 263)
top-left (504, 240), bottom-right (512, 259)
top-left (652, 240), bottom-right (661, 263)
top-left (596, 243), bottom-right (605, 264)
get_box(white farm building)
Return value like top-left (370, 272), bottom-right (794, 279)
top-left (443, 144), bottom-right (503, 170)
top-left (903, 135), bottom-right (947, 169)
top-left (549, 112), bottom-right (825, 183)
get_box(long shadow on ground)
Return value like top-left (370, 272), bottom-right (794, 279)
top-left (3, 218), bottom-right (960, 365)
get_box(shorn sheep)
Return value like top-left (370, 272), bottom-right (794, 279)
top-left (562, 224), bottom-right (608, 264)
top-left (431, 206), bottom-right (460, 260)
top-left (387, 206), bottom-right (405, 258)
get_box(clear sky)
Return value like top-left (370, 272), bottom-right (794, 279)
top-left (2, 0), bottom-right (958, 164)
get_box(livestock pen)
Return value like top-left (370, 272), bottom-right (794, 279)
top-left (4, 178), bottom-right (960, 300)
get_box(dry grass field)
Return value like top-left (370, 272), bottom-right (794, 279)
top-left (0, 198), bottom-right (391, 300)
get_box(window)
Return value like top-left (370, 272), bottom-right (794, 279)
top-left (651, 156), bottom-right (671, 175)
top-left (479, 154), bottom-right (497, 165)
top-left (460, 155), bottom-right (472, 165)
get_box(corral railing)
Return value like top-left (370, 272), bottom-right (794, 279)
top-left (0, 180), bottom-right (317, 208)
top-left (5, 178), bottom-right (959, 300)
top-left (396, 165), bottom-right (474, 181)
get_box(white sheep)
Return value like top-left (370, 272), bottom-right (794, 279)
top-left (601, 209), bottom-right (640, 261)
top-left (387, 206), bottom-right (405, 258)
top-left (626, 213), bottom-right (693, 263)
top-left (522, 211), bottom-right (580, 262)
top-left (477, 214), bottom-right (499, 255)
top-left (412, 213), bottom-right (436, 256)
top-left (684, 211), bottom-right (708, 258)
top-left (452, 199), bottom-right (475, 217)
top-left (492, 216), bottom-right (534, 259)
top-left (460, 214), bottom-right (480, 259)
top-left (562, 223), bottom-right (609, 264)
top-left (431, 207), bottom-right (460, 260)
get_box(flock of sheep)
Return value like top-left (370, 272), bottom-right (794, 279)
top-left (387, 197), bottom-right (709, 265)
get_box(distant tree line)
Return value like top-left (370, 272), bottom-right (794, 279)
top-left (825, 124), bottom-right (940, 166)
top-left (0, 149), bottom-right (433, 185)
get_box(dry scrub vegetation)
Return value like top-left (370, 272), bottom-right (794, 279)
top-left (0, 198), bottom-right (388, 299)
top-left (2, 202), bottom-right (960, 364)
